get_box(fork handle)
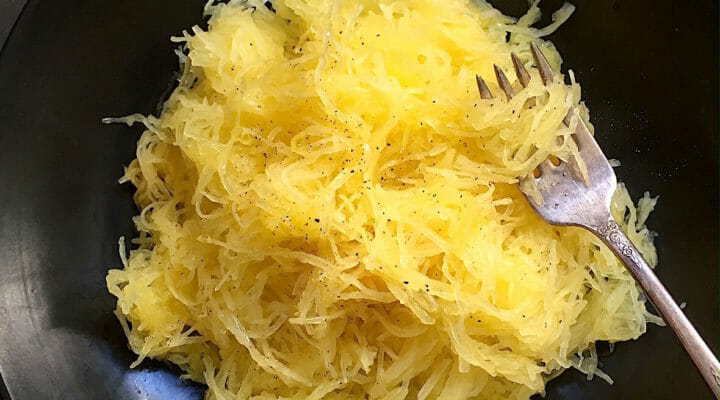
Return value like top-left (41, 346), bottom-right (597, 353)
top-left (589, 216), bottom-right (720, 398)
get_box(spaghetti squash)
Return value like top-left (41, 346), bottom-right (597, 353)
top-left (106, 0), bottom-right (660, 399)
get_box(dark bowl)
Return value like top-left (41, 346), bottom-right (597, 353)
top-left (0, 1), bottom-right (717, 399)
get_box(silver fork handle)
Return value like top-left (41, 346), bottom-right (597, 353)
top-left (589, 215), bottom-right (720, 398)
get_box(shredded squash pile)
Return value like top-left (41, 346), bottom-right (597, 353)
top-left (106, 0), bottom-right (661, 398)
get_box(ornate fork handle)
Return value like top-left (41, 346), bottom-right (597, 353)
top-left (589, 215), bottom-right (720, 398)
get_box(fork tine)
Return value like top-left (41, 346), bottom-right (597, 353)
top-left (511, 53), bottom-right (531, 88)
top-left (570, 119), bottom-right (598, 152)
top-left (530, 42), bottom-right (554, 86)
top-left (493, 64), bottom-right (515, 100)
top-left (475, 74), bottom-right (494, 99)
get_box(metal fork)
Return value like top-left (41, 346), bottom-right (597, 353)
top-left (476, 43), bottom-right (720, 398)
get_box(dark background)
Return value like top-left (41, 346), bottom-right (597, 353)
top-left (0, 1), bottom-right (717, 399)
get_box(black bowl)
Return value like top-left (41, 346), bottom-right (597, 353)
top-left (0, 1), bottom-right (716, 399)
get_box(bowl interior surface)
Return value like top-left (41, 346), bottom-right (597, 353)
top-left (0, 1), bottom-right (717, 399)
